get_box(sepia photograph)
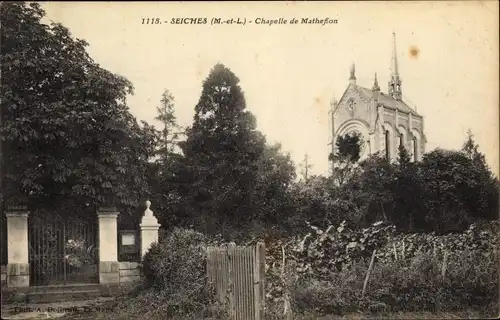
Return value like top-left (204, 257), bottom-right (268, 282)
top-left (1, 1), bottom-right (499, 319)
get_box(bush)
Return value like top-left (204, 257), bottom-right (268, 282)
top-left (263, 221), bottom-right (499, 317)
top-left (291, 248), bottom-right (498, 317)
top-left (136, 228), bottom-right (228, 319)
top-left (142, 228), bottom-right (207, 289)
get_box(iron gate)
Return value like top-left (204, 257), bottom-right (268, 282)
top-left (28, 213), bottom-right (99, 286)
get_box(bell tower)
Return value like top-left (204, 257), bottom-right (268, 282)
top-left (388, 32), bottom-right (402, 100)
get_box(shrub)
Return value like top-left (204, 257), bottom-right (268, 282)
top-left (291, 248), bottom-right (498, 317)
top-left (142, 228), bottom-right (206, 289)
top-left (138, 228), bottom-right (228, 319)
top-left (263, 221), bottom-right (499, 318)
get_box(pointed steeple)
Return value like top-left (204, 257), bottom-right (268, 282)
top-left (391, 31), bottom-right (399, 78)
top-left (372, 73), bottom-right (380, 91)
top-left (349, 63), bottom-right (356, 85)
top-left (388, 31), bottom-right (402, 100)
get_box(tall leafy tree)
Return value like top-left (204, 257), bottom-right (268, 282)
top-left (181, 63), bottom-right (267, 238)
top-left (0, 2), bottom-right (155, 213)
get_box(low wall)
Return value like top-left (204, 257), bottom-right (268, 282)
top-left (119, 262), bottom-right (141, 284)
top-left (97, 261), bottom-right (143, 297)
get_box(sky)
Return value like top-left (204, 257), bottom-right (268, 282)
top-left (41, 1), bottom-right (499, 177)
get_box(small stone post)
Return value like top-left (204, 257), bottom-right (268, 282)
top-left (6, 205), bottom-right (30, 288)
top-left (140, 200), bottom-right (160, 258)
top-left (98, 207), bottom-right (120, 285)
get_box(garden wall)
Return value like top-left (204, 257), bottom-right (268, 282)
top-left (119, 262), bottom-right (141, 284)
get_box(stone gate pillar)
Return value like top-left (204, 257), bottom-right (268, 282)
top-left (140, 200), bottom-right (160, 258)
top-left (6, 205), bottom-right (30, 288)
top-left (98, 207), bottom-right (119, 285)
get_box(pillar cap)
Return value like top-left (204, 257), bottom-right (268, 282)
top-left (6, 205), bottom-right (29, 217)
top-left (5, 212), bottom-right (29, 218)
top-left (141, 200), bottom-right (160, 227)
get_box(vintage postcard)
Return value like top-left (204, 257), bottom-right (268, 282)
top-left (1, 1), bottom-right (499, 320)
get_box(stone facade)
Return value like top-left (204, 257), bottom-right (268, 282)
top-left (329, 33), bottom-right (426, 167)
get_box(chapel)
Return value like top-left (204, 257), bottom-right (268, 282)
top-left (328, 32), bottom-right (426, 168)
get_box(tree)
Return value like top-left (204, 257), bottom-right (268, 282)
top-left (391, 145), bottom-right (425, 231)
top-left (147, 90), bottom-right (187, 228)
top-left (180, 63), bottom-right (267, 238)
top-left (460, 130), bottom-right (498, 221)
top-left (288, 175), bottom-right (337, 229)
top-left (155, 89), bottom-right (184, 164)
top-left (0, 2), bottom-right (155, 213)
top-left (336, 131), bottom-right (363, 162)
top-left (355, 153), bottom-right (395, 225)
top-left (329, 132), bottom-right (363, 186)
top-left (250, 142), bottom-right (296, 234)
top-left (419, 150), bottom-right (474, 232)
top-left (299, 153), bottom-right (313, 182)
top-left (396, 144), bottom-right (411, 168)
top-left (462, 130), bottom-right (487, 166)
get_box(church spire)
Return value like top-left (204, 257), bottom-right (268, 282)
top-left (391, 31), bottom-right (399, 78)
top-left (349, 63), bottom-right (356, 85)
top-left (372, 73), bottom-right (380, 91)
top-left (388, 31), bottom-right (402, 100)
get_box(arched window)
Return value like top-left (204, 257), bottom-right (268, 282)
top-left (413, 137), bottom-right (418, 162)
top-left (385, 130), bottom-right (391, 160)
top-left (399, 134), bottom-right (404, 148)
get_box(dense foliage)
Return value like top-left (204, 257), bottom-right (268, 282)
top-left (170, 63), bottom-right (295, 240)
top-left (292, 248), bottom-right (498, 317)
top-left (1, 2), bottom-right (156, 211)
top-left (139, 228), bottom-right (227, 319)
top-left (290, 132), bottom-right (498, 235)
top-left (264, 220), bottom-right (499, 317)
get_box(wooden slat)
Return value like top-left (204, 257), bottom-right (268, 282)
top-left (206, 242), bottom-right (265, 320)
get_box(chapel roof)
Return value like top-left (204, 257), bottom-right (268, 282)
top-left (355, 85), bottom-right (421, 116)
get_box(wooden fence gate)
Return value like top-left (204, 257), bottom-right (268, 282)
top-left (207, 242), bottom-right (265, 320)
top-left (28, 213), bottom-right (99, 286)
